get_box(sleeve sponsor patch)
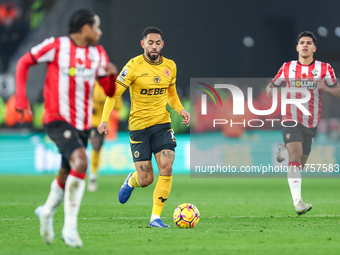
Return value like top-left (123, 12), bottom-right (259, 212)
top-left (121, 68), bottom-right (128, 77)
top-left (117, 76), bottom-right (125, 82)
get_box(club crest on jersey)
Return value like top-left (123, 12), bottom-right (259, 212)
top-left (153, 76), bottom-right (161, 83)
top-left (164, 69), bottom-right (170, 76)
top-left (286, 133), bottom-right (291, 140)
top-left (311, 69), bottom-right (318, 76)
top-left (121, 68), bottom-right (128, 77)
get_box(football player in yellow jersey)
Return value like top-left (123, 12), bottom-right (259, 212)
top-left (88, 80), bottom-right (122, 192)
top-left (98, 27), bottom-right (190, 227)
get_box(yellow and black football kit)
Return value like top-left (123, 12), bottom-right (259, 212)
top-left (101, 54), bottom-right (184, 161)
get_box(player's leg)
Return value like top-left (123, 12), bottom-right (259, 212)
top-left (148, 123), bottom-right (176, 227)
top-left (294, 127), bottom-right (316, 214)
top-left (293, 153), bottom-right (312, 214)
top-left (282, 123), bottom-right (303, 205)
top-left (284, 123), bottom-right (314, 215)
top-left (285, 141), bottom-right (303, 207)
top-left (45, 121), bottom-right (89, 248)
top-left (301, 154), bottom-right (309, 170)
top-left (148, 149), bottom-right (174, 227)
top-left (119, 128), bottom-right (153, 203)
top-left (35, 165), bottom-right (67, 244)
top-left (300, 126), bottom-right (317, 170)
top-left (62, 138), bottom-right (89, 248)
top-left (133, 160), bottom-right (154, 186)
top-left (118, 160), bottom-right (154, 203)
top-left (88, 128), bottom-right (104, 192)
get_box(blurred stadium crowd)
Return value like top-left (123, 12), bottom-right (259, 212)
top-left (0, 0), bottom-right (54, 129)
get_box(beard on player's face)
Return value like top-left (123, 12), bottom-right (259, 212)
top-left (147, 49), bottom-right (160, 61)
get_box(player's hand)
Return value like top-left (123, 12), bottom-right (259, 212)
top-left (97, 121), bottom-right (109, 135)
top-left (266, 83), bottom-right (274, 99)
top-left (317, 80), bottom-right (340, 97)
top-left (15, 103), bottom-right (32, 122)
top-left (105, 63), bottom-right (118, 76)
top-left (317, 79), bottom-right (326, 91)
top-left (180, 109), bottom-right (190, 127)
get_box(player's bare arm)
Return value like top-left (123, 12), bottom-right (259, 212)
top-left (317, 80), bottom-right (340, 97)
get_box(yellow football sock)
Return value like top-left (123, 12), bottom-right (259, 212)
top-left (129, 171), bottom-right (141, 187)
top-left (152, 175), bottom-right (172, 216)
top-left (90, 150), bottom-right (100, 175)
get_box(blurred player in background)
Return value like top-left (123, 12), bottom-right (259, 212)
top-left (98, 27), bottom-right (190, 227)
top-left (15, 9), bottom-right (117, 248)
top-left (88, 81), bottom-right (123, 192)
top-left (266, 31), bottom-right (340, 215)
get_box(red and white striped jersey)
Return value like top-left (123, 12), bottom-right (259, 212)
top-left (272, 60), bottom-right (337, 128)
top-left (30, 36), bottom-right (109, 130)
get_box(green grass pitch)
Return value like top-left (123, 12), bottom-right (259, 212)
top-left (0, 175), bottom-right (340, 255)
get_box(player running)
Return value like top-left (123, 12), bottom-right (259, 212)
top-left (98, 27), bottom-right (190, 227)
top-left (266, 31), bottom-right (340, 215)
top-left (15, 9), bottom-right (117, 248)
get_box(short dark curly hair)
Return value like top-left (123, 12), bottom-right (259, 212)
top-left (142, 27), bottom-right (163, 39)
top-left (297, 31), bottom-right (317, 45)
top-left (68, 9), bottom-right (95, 34)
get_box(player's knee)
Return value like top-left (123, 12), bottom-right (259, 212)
top-left (77, 159), bottom-right (88, 172)
top-left (139, 174), bottom-right (154, 187)
top-left (70, 148), bottom-right (88, 172)
top-left (159, 163), bottom-right (173, 175)
top-left (289, 151), bottom-right (303, 162)
top-left (70, 157), bottom-right (88, 172)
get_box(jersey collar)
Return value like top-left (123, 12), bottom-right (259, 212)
top-left (143, 54), bottom-right (163, 65)
top-left (297, 59), bottom-right (315, 66)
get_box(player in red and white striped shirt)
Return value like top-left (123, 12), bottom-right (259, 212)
top-left (15, 9), bottom-right (117, 248)
top-left (266, 31), bottom-right (340, 215)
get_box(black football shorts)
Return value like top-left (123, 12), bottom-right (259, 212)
top-left (282, 121), bottom-right (317, 156)
top-left (129, 123), bottom-right (177, 162)
top-left (45, 121), bottom-right (90, 171)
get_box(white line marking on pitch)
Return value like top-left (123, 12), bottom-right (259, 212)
top-left (1, 215), bottom-right (340, 221)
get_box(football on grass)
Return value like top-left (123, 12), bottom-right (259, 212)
top-left (173, 203), bottom-right (200, 228)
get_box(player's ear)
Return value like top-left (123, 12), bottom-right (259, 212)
top-left (140, 39), bottom-right (145, 49)
top-left (161, 40), bottom-right (164, 49)
top-left (313, 46), bottom-right (317, 53)
top-left (82, 23), bottom-right (90, 34)
top-left (296, 45), bottom-right (298, 52)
